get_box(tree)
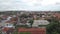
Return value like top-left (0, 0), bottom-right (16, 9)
top-left (20, 14), bottom-right (28, 18)
top-left (29, 19), bottom-right (34, 27)
top-left (46, 18), bottom-right (60, 34)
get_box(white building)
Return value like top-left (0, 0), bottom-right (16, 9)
top-left (32, 20), bottom-right (49, 27)
top-left (4, 23), bottom-right (15, 28)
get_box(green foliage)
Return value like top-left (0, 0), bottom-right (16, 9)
top-left (29, 19), bottom-right (33, 24)
top-left (12, 31), bottom-right (18, 34)
top-left (46, 18), bottom-right (60, 34)
top-left (29, 19), bottom-right (34, 27)
top-left (20, 14), bottom-right (28, 18)
top-left (39, 25), bottom-right (46, 27)
top-left (15, 25), bottom-right (30, 29)
top-left (0, 17), bottom-right (3, 20)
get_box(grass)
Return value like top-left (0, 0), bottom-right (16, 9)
top-left (12, 31), bottom-right (18, 34)
top-left (12, 32), bottom-right (31, 34)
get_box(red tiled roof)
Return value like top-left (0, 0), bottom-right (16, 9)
top-left (54, 13), bottom-right (60, 19)
top-left (18, 28), bottom-right (46, 34)
top-left (2, 27), bottom-right (10, 32)
top-left (2, 27), bottom-right (14, 32)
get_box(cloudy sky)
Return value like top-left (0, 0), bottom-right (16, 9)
top-left (0, 0), bottom-right (60, 11)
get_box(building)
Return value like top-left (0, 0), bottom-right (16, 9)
top-left (32, 20), bottom-right (49, 27)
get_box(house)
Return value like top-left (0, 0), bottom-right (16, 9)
top-left (54, 13), bottom-right (60, 20)
top-left (2, 23), bottom-right (15, 34)
top-left (4, 23), bottom-right (15, 28)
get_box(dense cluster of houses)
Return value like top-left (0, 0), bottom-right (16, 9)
top-left (0, 11), bottom-right (60, 34)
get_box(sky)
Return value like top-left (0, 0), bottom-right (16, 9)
top-left (0, 0), bottom-right (60, 11)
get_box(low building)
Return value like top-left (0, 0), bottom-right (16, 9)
top-left (4, 23), bottom-right (15, 28)
top-left (54, 13), bottom-right (60, 20)
top-left (2, 23), bottom-right (15, 34)
top-left (32, 20), bottom-right (49, 27)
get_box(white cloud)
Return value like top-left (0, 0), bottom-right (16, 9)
top-left (0, 0), bottom-right (60, 11)
top-left (41, 0), bottom-right (60, 6)
top-left (20, 0), bottom-right (60, 6)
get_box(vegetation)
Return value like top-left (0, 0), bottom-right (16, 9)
top-left (29, 19), bottom-right (34, 27)
top-left (20, 14), bottom-right (28, 18)
top-left (46, 17), bottom-right (60, 34)
top-left (39, 25), bottom-right (46, 27)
